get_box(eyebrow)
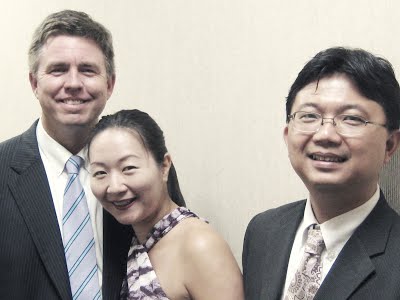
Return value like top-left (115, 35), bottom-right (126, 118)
top-left (45, 62), bottom-right (68, 70)
top-left (296, 103), bottom-right (319, 111)
top-left (296, 102), bottom-right (369, 115)
top-left (45, 61), bottom-right (102, 70)
top-left (90, 154), bottom-right (141, 167)
top-left (79, 63), bottom-right (101, 71)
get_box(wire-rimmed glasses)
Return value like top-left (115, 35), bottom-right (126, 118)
top-left (287, 111), bottom-right (387, 136)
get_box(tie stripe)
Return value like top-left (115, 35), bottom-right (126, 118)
top-left (63, 191), bottom-right (86, 224)
top-left (65, 174), bottom-right (78, 193)
top-left (94, 290), bottom-right (101, 300)
top-left (69, 239), bottom-right (96, 276)
top-left (63, 155), bottom-right (101, 300)
top-left (64, 214), bottom-right (91, 252)
top-left (73, 265), bottom-right (98, 299)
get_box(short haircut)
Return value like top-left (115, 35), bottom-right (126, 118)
top-left (286, 47), bottom-right (400, 131)
top-left (28, 9), bottom-right (114, 78)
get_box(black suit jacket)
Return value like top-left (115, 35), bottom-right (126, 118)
top-left (243, 193), bottom-right (400, 300)
top-left (0, 121), bottom-right (132, 300)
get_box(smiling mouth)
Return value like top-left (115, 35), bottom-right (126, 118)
top-left (112, 196), bottom-right (138, 209)
top-left (309, 154), bottom-right (347, 163)
top-left (58, 99), bottom-right (89, 105)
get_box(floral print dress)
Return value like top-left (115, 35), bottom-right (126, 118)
top-left (120, 207), bottom-right (202, 300)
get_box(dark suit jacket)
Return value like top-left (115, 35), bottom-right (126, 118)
top-left (0, 121), bottom-right (133, 300)
top-left (243, 193), bottom-right (400, 300)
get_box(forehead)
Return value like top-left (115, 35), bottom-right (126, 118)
top-left (292, 74), bottom-right (384, 114)
top-left (90, 128), bottom-right (148, 157)
top-left (38, 35), bottom-right (106, 68)
top-left (93, 127), bottom-right (143, 147)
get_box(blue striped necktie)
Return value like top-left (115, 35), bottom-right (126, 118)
top-left (63, 155), bottom-right (101, 300)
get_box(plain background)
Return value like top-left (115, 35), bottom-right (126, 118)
top-left (1, 0), bottom-right (400, 266)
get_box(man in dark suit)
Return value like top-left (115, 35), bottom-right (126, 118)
top-left (243, 47), bottom-right (400, 300)
top-left (0, 10), bottom-right (131, 300)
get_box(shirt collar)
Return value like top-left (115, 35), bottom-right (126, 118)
top-left (298, 199), bottom-right (319, 246)
top-left (301, 186), bottom-right (380, 252)
top-left (36, 118), bottom-right (89, 175)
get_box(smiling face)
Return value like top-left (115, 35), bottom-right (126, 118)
top-left (89, 128), bottom-right (173, 231)
top-left (29, 35), bottom-right (115, 137)
top-left (284, 74), bottom-right (399, 198)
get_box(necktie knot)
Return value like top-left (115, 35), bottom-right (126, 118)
top-left (65, 155), bottom-right (83, 174)
top-left (304, 225), bottom-right (325, 255)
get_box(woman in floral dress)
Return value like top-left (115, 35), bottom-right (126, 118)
top-left (88, 109), bottom-right (244, 300)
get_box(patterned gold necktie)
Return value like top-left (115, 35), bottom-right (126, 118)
top-left (285, 225), bottom-right (325, 300)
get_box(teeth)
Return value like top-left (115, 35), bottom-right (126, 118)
top-left (112, 197), bottom-right (136, 208)
top-left (312, 154), bottom-right (344, 162)
top-left (62, 99), bottom-right (85, 105)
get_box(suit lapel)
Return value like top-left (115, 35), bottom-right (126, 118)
top-left (8, 122), bottom-right (72, 300)
top-left (260, 202), bottom-right (305, 299)
top-left (316, 195), bottom-right (393, 299)
top-left (316, 237), bottom-right (375, 299)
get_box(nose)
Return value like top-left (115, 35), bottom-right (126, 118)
top-left (64, 69), bottom-right (83, 91)
top-left (312, 118), bottom-right (342, 145)
top-left (107, 173), bottom-right (128, 195)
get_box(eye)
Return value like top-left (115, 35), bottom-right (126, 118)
top-left (339, 115), bottom-right (366, 126)
top-left (92, 170), bottom-right (107, 178)
top-left (49, 67), bottom-right (67, 76)
top-left (79, 65), bottom-right (98, 76)
top-left (122, 166), bottom-right (137, 172)
top-left (81, 68), bottom-right (96, 75)
top-left (297, 112), bottom-right (320, 123)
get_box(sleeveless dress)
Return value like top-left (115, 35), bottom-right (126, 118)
top-left (120, 206), bottom-right (202, 300)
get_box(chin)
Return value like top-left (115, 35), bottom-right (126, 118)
top-left (103, 207), bottom-right (132, 226)
top-left (308, 179), bottom-right (354, 193)
top-left (63, 119), bottom-right (94, 127)
top-left (114, 215), bottom-right (135, 226)
top-left (303, 175), bottom-right (347, 189)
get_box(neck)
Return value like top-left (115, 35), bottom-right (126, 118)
top-left (43, 122), bottom-right (93, 154)
top-left (308, 184), bottom-right (377, 223)
top-left (133, 198), bottom-right (178, 245)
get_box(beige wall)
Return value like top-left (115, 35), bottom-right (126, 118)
top-left (2, 0), bottom-right (400, 266)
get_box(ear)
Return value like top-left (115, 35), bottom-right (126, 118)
top-left (29, 72), bottom-right (38, 97)
top-left (161, 153), bottom-right (172, 182)
top-left (106, 74), bottom-right (116, 100)
top-left (283, 125), bottom-right (289, 147)
top-left (384, 130), bottom-right (400, 164)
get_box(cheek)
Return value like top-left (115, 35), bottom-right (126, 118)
top-left (85, 78), bottom-right (109, 95)
top-left (287, 135), bottom-right (307, 156)
top-left (359, 142), bottom-right (387, 165)
top-left (128, 178), bottom-right (151, 193)
top-left (132, 174), bottom-right (163, 195)
top-left (38, 76), bottom-right (64, 92)
top-left (90, 179), bottom-right (107, 200)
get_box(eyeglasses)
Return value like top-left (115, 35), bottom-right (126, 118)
top-left (287, 111), bottom-right (387, 136)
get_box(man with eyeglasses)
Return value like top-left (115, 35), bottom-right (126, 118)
top-left (243, 47), bottom-right (400, 300)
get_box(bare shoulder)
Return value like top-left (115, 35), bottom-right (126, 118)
top-left (173, 216), bottom-right (244, 300)
top-left (180, 218), bottom-right (228, 251)
top-left (163, 216), bottom-right (233, 263)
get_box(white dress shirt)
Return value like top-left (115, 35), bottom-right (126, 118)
top-left (36, 119), bottom-right (103, 288)
top-left (281, 186), bottom-right (380, 299)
